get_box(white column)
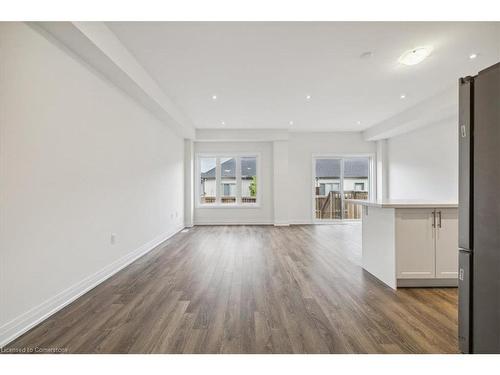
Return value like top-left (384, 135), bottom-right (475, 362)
top-left (184, 139), bottom-right (194, 227)
top-left (273, 140), bottom-right (289, 226)
top-left (376, 139), bottom-right (388, 201)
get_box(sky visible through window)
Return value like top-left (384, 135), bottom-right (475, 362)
top-left (200, 158), bottom-right (216, 173)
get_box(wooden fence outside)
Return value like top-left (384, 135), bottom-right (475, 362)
top-left (200, 192), bottom-right (365, 218)
top-left (315, 191), bottom-right (368, 220)
top-left (201, 196), bottom-right (256, 204)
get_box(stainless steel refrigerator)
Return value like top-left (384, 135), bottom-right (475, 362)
top-left (459, 62), bottom-right (500, 354)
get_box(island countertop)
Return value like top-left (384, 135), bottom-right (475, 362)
top-left (344, 199), bottom-right (458, 209)
top-left (350, 198), bottom-right (459, 289)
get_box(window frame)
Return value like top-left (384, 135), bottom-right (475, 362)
top-left (195, 152), bottom-right (261, 209)
top-left (354, 182), bottom-right (365, 191)
top-left (318, 182), bottom-right (340, 196)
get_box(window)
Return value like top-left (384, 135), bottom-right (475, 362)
top-left (319, 182), bottom-right (340, 196)
top-left (354, 182), bottom-right (365, 191)
top-left (199, 157), bottom-right (217, 205)
top-left (197, 154), bottom-right (259, 207)
top-left (220, 157), bottom-right (236, 204)
top-left (222, 183), bottom-right (235, 196)
top-left (241, 156), bottom-right (257, 204)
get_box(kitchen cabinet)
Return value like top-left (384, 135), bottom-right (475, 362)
top-left (396, 208), bottom-right (458, 281)
top-left (346, 199), bottom-right (458, 289)
top-left (435, 208), bottom-right (459, 278)
top-left (396, 209), bottom-right (436, 279)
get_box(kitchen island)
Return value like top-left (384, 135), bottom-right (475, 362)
top-left (345, 199), bottom-right (459, 289)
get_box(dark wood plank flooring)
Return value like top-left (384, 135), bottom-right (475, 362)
top-left (7, 224), bottom-right (458, 353)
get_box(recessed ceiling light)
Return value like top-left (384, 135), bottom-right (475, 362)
top-left (289, 120), bottom-right (294, 125)
top-left (212, 95), bottom-right (217, 100)
top-left (221, 121), bottom-right (225, 126)
top-left (360, 51), bottom-right (373, 59)
top-left (400, 94), bottom-right (406, 99)
top-left (469, 53), bottom-right (478, 60)
top-left (398, 46), bottom-right (433, 66)
top-left (357, 121), bottom-right (361, 125)
top-left (306, 95), bottom-right (312, 100)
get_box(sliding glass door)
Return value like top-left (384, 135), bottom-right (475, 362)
top-left (314, 158), bottom-right (342, 220)
top-left (313, 156), bottom-right (371, 221)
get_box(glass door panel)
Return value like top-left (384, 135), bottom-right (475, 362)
top-left (343, 157), bottom-right (370, 219)
top-left (314, 158), bottom-right (342, 220)
top-left (314, 157), bottom-right (370, 221)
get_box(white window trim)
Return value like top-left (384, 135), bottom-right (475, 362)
top-left (311, 153), bottom-right (376, 223)
top-left (195, 152), bottom-right (261, 209)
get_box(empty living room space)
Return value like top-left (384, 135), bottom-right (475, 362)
top-left (1, 1), bottom-right (500, 373)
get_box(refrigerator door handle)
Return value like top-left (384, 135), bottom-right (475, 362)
top-left (437, 211), bottom-right (442, 228)
top-left (432, 210), bottom-right (436, 228)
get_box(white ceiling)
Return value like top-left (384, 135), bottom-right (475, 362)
top-left (107, 22), bottom-right (500, 132)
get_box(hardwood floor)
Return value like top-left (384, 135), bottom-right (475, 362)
top-left (7, 224), bottom-right (458, 353)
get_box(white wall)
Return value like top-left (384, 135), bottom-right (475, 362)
top-left (288, 132), bottom-right (376, 223)
top-left (376, 139), bottom-right (389, 200)
top-left (0, 23), bottom-right (185, 345)
top-left (387, 119), bottom-right (458, 201)
top-left (193, 141), bottom-right (273, 224)
top-left (184, 139), bottom-right (194, 227)
top-left (273, 140), bottom-right (289, 225)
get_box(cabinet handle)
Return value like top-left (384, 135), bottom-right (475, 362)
top-left (432, 210), bottom-right (436, 228)
top-left (437, 211), bottom-right (442, 228)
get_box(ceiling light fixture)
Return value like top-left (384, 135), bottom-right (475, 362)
top-left (212, 95), bottom-right (217, 100)
top-left (398, 46), bottom-right (433, 66)
top-left (221, 121), bottom-right (225, 126)
top-left (306, 95), bottom-right (312, 100)
top-left (360, 51), bottom-right (373, 59)
top-left (289, 121), bottom-right (294, 126)
top-left (400, 94), bottom-right (406, 99)
top-left (469, 53), bottom-right (478, 60)
top-left (357, 121), bottom-right (361, 125)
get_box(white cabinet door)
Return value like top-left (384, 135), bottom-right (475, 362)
top-left (435, 208), bottom-right (459, 279)
top-left (396, 209), bottom-right (436, 279)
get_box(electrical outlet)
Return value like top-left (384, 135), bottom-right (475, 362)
top-left (110, 233), bottom-right (117, 245)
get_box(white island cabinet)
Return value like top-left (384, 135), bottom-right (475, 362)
top-left (345, 199), bottom-right (458, 289)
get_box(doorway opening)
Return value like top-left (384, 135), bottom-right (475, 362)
top-left (313, 156), bottom-right (372, 221)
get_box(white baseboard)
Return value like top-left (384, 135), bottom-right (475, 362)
top-left (397, 278), bottom-right (458, 288)
top-left (192, 222), bottom-right (312, 226)
top-left (193, 222), bottom-right (273, 226)
top-left (289, 220), bottom-right (313, 225)
top-left (187, 222), bottom-right (344, 228)
top-left (0, 224), bottom-right (184, 348)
